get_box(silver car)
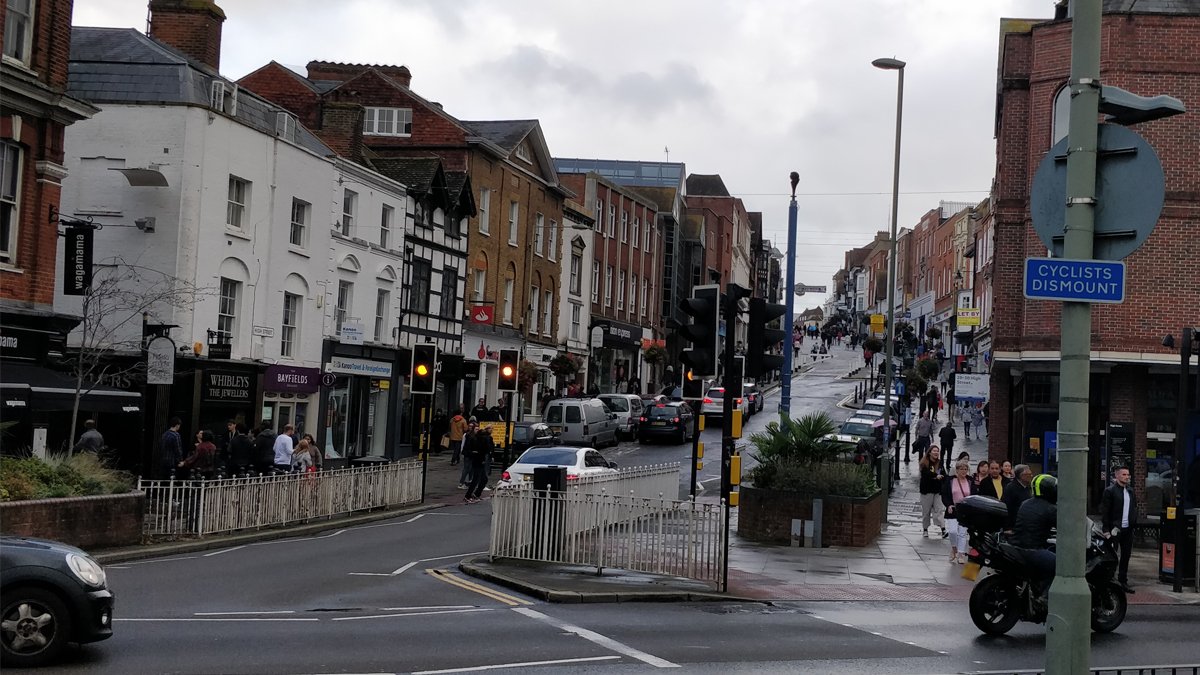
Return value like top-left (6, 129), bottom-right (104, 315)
top-left (542, 398), bottom-right (619, 448)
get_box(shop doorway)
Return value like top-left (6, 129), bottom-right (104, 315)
top-left (325, 376), bottom-right (390, 459)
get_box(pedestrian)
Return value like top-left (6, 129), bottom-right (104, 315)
top-left (978, 460), bottom-right (1005, 500)
top-left (291, 438), bottom-right (314, 472)
top-left (491, 399), bottom-right (507, 421)
top-left (302, 433), bottom-right (323, 471)
top-left (72, 419), bottom-right (105, 454)
top-left (253, 424), bottom-right (277, 474)
top-left (913, 410), bottom-right (933, 459)
top-left (470, 398), bottom-right (490, 421)
top-left (228, 423), bottom-right (253, 476)
top-left (159, 417), bottom-right (183, 479)
top-left (980, 401), bottom-right (989, 436)
top-left (962, 404), bottom-right (973, 440)
top-left (1101, 466), bottom-right (1137, 593)
top-left (1001, 460), bottom-right (1014, 483)
top-left (273, 423), bottom-right (295, 472)
top-left (1002, 464), bottom-right (1033, 532)
top-left (463, 420), bottom-right (495, 503)
top-left (973, 460), bottom-right (990, 489)
top-left (627, 375), bottom-right (641, 395)
top-left (448, 407), bottom-right (468, 466)
top-left (218, 419), bottom-right (237, 472)
top-left (919, 446), bottom-right (947, 538)
top-left (179, 430), bottom-right (217, 479)
top-left (431, 409), bottom-right (449, 454)
top-left (938, 422), bottom-right (957, 473)
top-left (942, 459), bottom-right (976, 563)
top-left (458, 417), bottom-right (479, 488)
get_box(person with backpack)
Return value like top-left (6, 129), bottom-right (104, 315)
top-left (253, 425), bottom-right (277, 475)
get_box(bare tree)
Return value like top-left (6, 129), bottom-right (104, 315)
top-left (63, 257), bottom-right (210, 452)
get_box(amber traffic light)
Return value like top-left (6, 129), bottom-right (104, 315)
top-left (498, 349), bottom-right (519, 392)
top-left (411, 343), bottom-right (437, 394)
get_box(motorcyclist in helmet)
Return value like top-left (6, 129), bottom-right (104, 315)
top-left (1013, 473), bottom-right (1058, 590)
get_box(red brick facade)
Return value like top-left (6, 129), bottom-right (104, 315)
top-left (148, 0), bottom-right (225, 71)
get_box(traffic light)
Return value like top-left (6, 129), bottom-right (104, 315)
top-left (682, 369), bottom-right (704, 400)
top-left (745, 297), bottom-right (787, 378)
top-left (411, 343), bottom-right (438, 394)
top-left (678, 285), bottom-right (720, 377)
top-left (498, 349), bottom-right (519, 392)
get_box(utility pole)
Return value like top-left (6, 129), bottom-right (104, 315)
top-left (1046, 1), bottom-right (1101, 671)
top-left (781, 172), bottom-right (799, 418)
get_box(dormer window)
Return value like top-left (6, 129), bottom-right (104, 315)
top-left (275, 112), bottom-right (297, 142)
top-left (515, 144), bottom-right (531, 163)
top-left (363, 107), bottom-right (412, 136)
top-left (210, 80), bottom-right (238, 115)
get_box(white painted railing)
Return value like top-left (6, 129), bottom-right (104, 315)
top-left (490, 489), bottom-right (726, 589)
top-left (567, 463), bottom-right (681, 499)
top-left (137, 461), bottom-right (423, 538)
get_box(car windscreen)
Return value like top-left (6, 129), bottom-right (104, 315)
top-left (602, 397), bottom-right (629, 412)
top-left (512, 427), bottom-right (531, 441)
top-left (646, 406), bottom-right (681, 419)
top-left (516, 448), bottom-right (578, 465)
top-left (706, 388), bottom-right (725, 398)
top-left (839, 422), bottom-right (874, 437)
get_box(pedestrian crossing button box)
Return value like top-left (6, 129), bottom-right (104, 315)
top-left (957, 495), bottom-right (1007, 531)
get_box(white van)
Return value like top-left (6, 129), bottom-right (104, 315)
top-left (598, 394), bottom-right (644, 440)
top-left (542, 398), bottom-right (619, 448)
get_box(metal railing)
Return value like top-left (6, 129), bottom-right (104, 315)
top-left (137, 461), bottom-right (423, 538)
top-left (490, 489), bottom-right (726, 588)
top-left (567, 463), bottom-right (681, 499)
top-left (966, 666), bottom-right (1200, 675)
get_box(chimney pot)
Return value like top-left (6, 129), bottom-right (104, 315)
top-left (148, 0), bottom-right (226, 70)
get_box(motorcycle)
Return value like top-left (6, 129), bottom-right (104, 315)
top-left (956, 495), bottom-right (1127, 636)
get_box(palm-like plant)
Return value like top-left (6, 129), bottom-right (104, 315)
top-left (747, 412), bottom-right (840, 467)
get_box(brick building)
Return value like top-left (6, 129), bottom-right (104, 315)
top-left (989, 2), bottom-right (1200, 516)
top-left (684, 174), bottom-right (753, 349)
top-left (1, 0), bottom-right (98, 449)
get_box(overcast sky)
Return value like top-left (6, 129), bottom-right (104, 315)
top-left (75, 0), bottom-right (1053, 311)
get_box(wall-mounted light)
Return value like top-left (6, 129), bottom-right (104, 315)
top-left (135, 217), bottom-right (156, 233)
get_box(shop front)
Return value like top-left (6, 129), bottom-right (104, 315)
top-left (590, 319), bottom-right (642, 395)
top-left (191, 365), bottom-right (258, 441)
top-left (461, 331), bottom-right (524, 412)
top-left (261, 364), bottom-right (321, 440)
top-left (319, 350), bottom-right (399, 462)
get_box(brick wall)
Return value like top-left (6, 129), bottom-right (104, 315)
top-left (737, 486), bottom-right (883, 547)
top-left (1109, 365), bottom-right (1150, 518)
top-left (0, 492), bottom-right (145, 549)
top-left (237, 63), bottom-right (323, 130)
top-left (1, 116), bottom-right (66, 309)
top-left (148, 0), bottom-right (225, 71)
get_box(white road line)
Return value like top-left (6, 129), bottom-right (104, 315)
top-left (116, 617), bottom-right (319, 622)
top-left (418, 551), bottom-right (487, 562)
top-left (512, 607), bottom-right (678, 669)
top-left (115, 556), bottom-right (199, 566)
top-left (350, 550), bottom-right (487, 577)
top-left (330, 608), bottom-right (493, 622)
top-left (391, 561), bottom-right (419, 575)
top-left (411, 655), bottom-right (620, 674)
top-left (193, 610), bottom-right (295, 616)
top-left (348, 572), bottom-right (393, 577)
top-left (403, 514), bottom-right (426, 523)
top-left (203, 545), bottom-right (246, 557)
top-left (249, 529), bottom-right (346, 548)
top-left (377, 605), bottom-right (476, 611)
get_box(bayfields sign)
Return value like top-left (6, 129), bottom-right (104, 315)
top-left (265, 365), bottom-right (320, 394)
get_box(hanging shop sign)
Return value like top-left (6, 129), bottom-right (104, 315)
top-left (145, 336), bottom-right (176, 385)
top-left (265, 364), bottom-right (321, 394)
top-left (62, 227), bottom-right (94, 296)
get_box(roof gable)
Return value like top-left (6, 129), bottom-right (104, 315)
top-left (463, 119), bottom-right (561, 189)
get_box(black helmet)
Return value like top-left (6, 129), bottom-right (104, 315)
top-left (1031, 474), bottom-right (1058, 504)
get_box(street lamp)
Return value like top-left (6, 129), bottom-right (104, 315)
top-left (873, 56), bottom-right (905, 483)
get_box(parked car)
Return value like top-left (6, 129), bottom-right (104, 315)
top-left (638, 402), bottom-right (696, 444)
top-left (862, 397), bottom-right (901, 417)
top-left (542, 398), bottom-right (619, 448)
top-left (849, 408), bottom-right (883, 420)
top-left (507, 422), bottom-right (560, 464)
top-left (1, 537), bottom-right (113, 668)
top-left (598, 394), bottom-right (645, 440)
top-left (497, 446), bottom-right (618, 488)
top-left (700, 387), bottom-right (750, 419)
top-left (822, 417), bottom-right (878, 449)
top-left (742, 382), bottom-right (765, 415)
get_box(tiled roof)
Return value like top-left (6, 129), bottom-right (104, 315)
top-left (371, 157), bottom-right (441, 195)
top-left (1104, 0), bottom-right (1200, 12)
top-left (686, 174), bottom-right (731, 197)
top-left (68, 27), bottom-right (331, 157)
top-left (461, 120), bottom-right (538, 152)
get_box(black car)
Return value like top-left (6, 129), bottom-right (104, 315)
top-left (637, 402), bottom-right (695, 444)
top-left (1, 537), bottom-right (113, 667)
top-left (504, 422), bottom-right (560, 465)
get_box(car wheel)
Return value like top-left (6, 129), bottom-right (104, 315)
top-left (1, 587), bottom-right (72, 668)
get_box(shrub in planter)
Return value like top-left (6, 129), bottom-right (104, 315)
top-left (902, 368), bottom-right (929, 396)
top-left (747, 412), bottom-right (839, 467)
top-left (749, 459), bottom-right (877, 498)
top-left (0, 453), bottom-right (135, 502)
top-left (917, 357), bottom-right (941, 380)
top-left (643, 344), bottom-right (668, 366)
top-left (925, 326), bottom-right (943, 340)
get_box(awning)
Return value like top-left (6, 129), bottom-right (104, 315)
top-left (0, 362), bottom-right (141, 413)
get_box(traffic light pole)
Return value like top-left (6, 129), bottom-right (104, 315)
top-left (720, 283), bottom-right (743, 592)
top-left (781, 174), bottom-right (799, 418)
top-left (1047, 1), bottom-right (1101, 672)
top-left (1174, 327), bottom-right (1193, 593)
top-left (689, 410), bottom-right (702, 500)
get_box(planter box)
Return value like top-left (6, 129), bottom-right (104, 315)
top-left (738, 485), bottom-right (883, 547)
top-left (0, 492), bottom-right (145, 549)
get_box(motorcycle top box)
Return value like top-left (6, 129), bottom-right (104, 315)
top-left (957, 495), bottom-right (1008, 531)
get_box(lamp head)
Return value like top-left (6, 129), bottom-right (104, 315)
top-left (872, 57), bottom-right (906, 70)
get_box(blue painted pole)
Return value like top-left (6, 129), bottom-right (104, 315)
top-left (781, 175), bottom-right (799, 418)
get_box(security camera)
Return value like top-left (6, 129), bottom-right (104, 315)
top-left (135, 217), bottom-right (156, 233)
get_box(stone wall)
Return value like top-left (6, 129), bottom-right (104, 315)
top-left (738, 486), bottom-right (883, 548)
top-left (0, 492), bottom-right (145, 549)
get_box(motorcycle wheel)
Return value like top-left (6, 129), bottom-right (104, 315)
top-left (1090, 581), bottom-right (1127, 633)
top-left (969, 575), bottom-right (1021, 636)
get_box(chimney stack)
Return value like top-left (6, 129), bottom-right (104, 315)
top-left (148, 0), bottom-right (226, 71)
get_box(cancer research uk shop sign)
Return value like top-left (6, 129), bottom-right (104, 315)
top-left (1023, 258), bottom-right (1125, 304)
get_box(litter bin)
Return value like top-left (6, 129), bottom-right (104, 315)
top-left (1158, 507), bottom-right (1197, 586)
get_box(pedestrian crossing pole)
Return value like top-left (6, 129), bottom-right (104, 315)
top-left (780, 173), bottom-right (799, 417)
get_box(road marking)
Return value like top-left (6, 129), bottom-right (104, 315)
top-left (193, 610), bottom-right (295, 616)
top-left (331, 608), bottom-right (493, 622)
top-left (512, 607), bottom-right (679, 668)
top-left (116, 617), bottom-right (319, 622)
top-left (377, 605), bottom-right (476, 611)
top-left (350, 551), bottom-right (487, 577)
top-left (426, 569), bottom-right (532, 606)
top-left (115, 556), bottom-right (199, 566)
top-left (391, 561), bottom-right (420, 575)
top-left (411, 655), bottom-right (620, 674)
top-left (203, 545), bottom-right (246, 557)
top-left (403, 513), bottom-right (426, 523)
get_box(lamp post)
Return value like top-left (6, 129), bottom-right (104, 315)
top-left (873, 56), bottom-right (905, 481)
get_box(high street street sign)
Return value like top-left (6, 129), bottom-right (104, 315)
top-left (1023, 257), bottom-right (1125, 304)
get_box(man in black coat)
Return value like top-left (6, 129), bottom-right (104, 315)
top-left (1100, 466), bottom-right (1138, 593)
top-left (1002, 464), bottom-right (1032, 531)
top-left (938, 423), bottom-right (957, 473)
